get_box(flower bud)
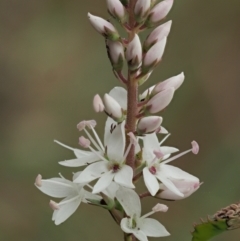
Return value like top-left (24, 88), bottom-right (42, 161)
top-left (157, 178), bottom-right (201, 200)
top-left (137, 116), bottom-right (163, 134)
top-left (152, 72), bottom-right (185, 95)
top-left (119, 0), bottom-right (128, 7)
top-left (142, 37), bottom-right (167, 73)
top-left (134, 0), bottom-right (151, 22)
top-left (88, 13), bottom-right (120, 41)
top-left (93, 94), bottom-right (105, 112)
top-left (147, 87), bottom-right (174, 113)
top-left (143, 20), bottom-right (172, 52)
top-left (108, 40), bottom-right (125, 71)
top-left (139, 85), bottom-right (155, 101)
top-left (126, 34), bottom-right (142, 70)
top-left (107, 0), bottom-right (126, 22)
top-left (103, 93), bottom-right (123, 120)
top-left (147, 0), bottom-right (174, 26)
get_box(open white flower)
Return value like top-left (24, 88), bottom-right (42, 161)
top-left (116, 187), bottom-right (170, 241)
top-left (74, 120), bottom-right (135, 193)
top-left (142, 133), bottom-right (199, 197)
top-left (34, 173), bottom-right (100, 225)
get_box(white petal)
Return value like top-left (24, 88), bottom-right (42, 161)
top-left (102, 182), bottom-right (120, 199)
top-left (134, 230), bottom-right (148, 241)
top-left (53, 195), bottom-right (81, 225)
top-left (104, 117), bottom-right (116, 146)
top-left (155, 171), bottom-right (184, 197)
top-left (142, 133), bottom-right (159, 163)
top-left (59, 152), bottom-right (100, 167)
top-left (120, 217), bottom-right (133, 234)
top-left (92, 171), bottom-right (114, 194)
top-left (84, 190), bottom-right (102, 202)
top-left (116, 187), bottom-right (141, 217)
top-left (143, 168), bottom-right (159, 196)
top-left (106, 121), bottom-right (125, 161)
top-left (140, 218), bottom-right (170, 237)
top-left (114, 165), bottom-right (135, 188)
top-left (160, 146), bottom-right (179, 160)
top-left (36, 178), bottom-right (75, 198)
top-left (74, 161), bottom-right (108, 183)
top-left (109, 87), bottom-right (127, 110)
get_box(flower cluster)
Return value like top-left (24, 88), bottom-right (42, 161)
top-left (35, 0), bottom-right (201, 240)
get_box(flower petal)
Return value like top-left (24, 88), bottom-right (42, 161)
top-left (160, 146), bottom-right (179, 160)
top-left (52, 195), bottom-right (81, 225)
top-left (114, 165), bottom-right (135, 188)
top-left (134, 230), bottom-right (148, 241)
top-left (120, 217), bottom-right (133, 234)
top-left (116, 187), bottom-right (141, 217)
top-left (143, 168), bottom-right (159, 196)
top-left (92, 171), bottom-right (114, 194)
top-left (74, 161), bottom-right (108, 183)
top-left (36, 178), bottom-right (75, 198)
top-left (109, 87), bottom-right (127, 110)
top-left (139, 218), bottom-right (170, 237)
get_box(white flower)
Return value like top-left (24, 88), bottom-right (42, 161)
top-left (142, 133), bottom-right (199, 196)
top-left (74, 120), bottom-right (135, 193)
top-left (116, 188), bottom-right (170, 241)
top-left (34, 173), bottom-right (100, 225)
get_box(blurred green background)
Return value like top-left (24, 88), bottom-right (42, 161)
top-left (1, 0), bottom-right (240, 240)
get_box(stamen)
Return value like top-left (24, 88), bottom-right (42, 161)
top-left (163, 149), bottom-right (192, 164)
top-left (77, 120), bottom-right (87, 131)
top-left (35, 174), bottom-right (42, 187)
top-left (87, 145), bottom-right (109, 163)
top-left (128, 132), bottom-right (138, 146)
top-left (54, 140), bottom-right (75, 151)
top-left (90, 125), bottom-right (104, 151)
top-left (49, 200), bottom-right (60, 210)
top-left (152, 203), bottom-right (168, 212)
top-left (191, 141), bottom-right (199, 154)
top-left (159, 133), bottom-right (170, 146)
top-left (58, 173), bottom-right (66, 179)
top-left (123, 139), bottom-right (134, 160)
top-left (83, 128), bottom-right (102, 152)
top-left (79, 136), bottom-right (91, 148)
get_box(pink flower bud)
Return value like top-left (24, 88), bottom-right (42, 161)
top-left (93, 94), bottom-right (105, 112)
top-left (191, 141), bottom-right (199, 154)
top-left (149, 0), bottom-right (174, 23)
top-left (144, 20), bottom-right (172, 51)
top-left (49, 200), bottom-right (60, 210)
top-left (139, 85), bottom-right (155, 101)
top-left (137, 116), bottom-right (163, 133)
top-left (157, 178), bottom-right (201, 200)
top-left (152, 203), bottom-right (168, 212)
top-left (126, 34), bottom-right (142, 70)
top-left (152, 72), bottom-right (185, 94)
top-left (88, 13), bottom-right (119, 40)
top-left (107, 0), bottom-right (126, 21)
top-left (35, 174), bottom-right (42, 187)
top-left (143, 37), bottom-right (167, 67)
top-left (134, 0), bottom-right (151, 18)
top-left (79, 136), bottom-right (91, 148)
top-left (108, 40), bottom-right (125, 70)
top-left (103, 93), bottom-right (122, 119)
top-left (147, 87), bottom-right (174, 113)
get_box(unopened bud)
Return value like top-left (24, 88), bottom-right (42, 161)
top-left (103, 94), bottom-right (123, 120)
top-left (119, 0), bottom-right (128, 7)
top-left (143, 20), bottom-right (172, 52)
top-left (88, 13), bottom-right (120, 41)
top-left (139, 85), bottom-right (155, 101)
top-left (93, 94), bottom-right (105, 112)
top-left (147, 0), bottom-right (174, 26)
top-left (79, 136), bottom-right (91, 148)
top-left (137, 71), bottom-right (152, 86)
top-left (134, 0), bottom-right (151, 22)
top-left (107, 0), bottom-right (126, 22)
top-left (142, 37), bottom-right (167, 73)
top-left (108, 40), bottom-right (125, 71)
top-left (147, 87), bottom-right (174, 113)
top-left (152, 72), bottom-right (185, 95)
top-left (137, 116), bottom-right (163, 134)
top-left (126, 34), bottom-right (142, 70)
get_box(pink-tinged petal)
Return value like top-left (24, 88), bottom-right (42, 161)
top-left (120, 217), bottom-right (133, 234)
top-left (138, 116), bottom-right (162, 134)
top-left (107, 0), bottom-right (126, 19)
top-left (92, 171), bottom-right (115, 194)
top-left (116, 187), bottom-right (141, 217)
top-left (134, 0), bottom-right (151, 17)
top-left (143, 133), bottom-right (160, 162)
top-left (155, 171), bottom-right (184, 197)
top-left (139, 218), bottom-right (170, 237)
top-left (134, 230), bottom-right (148, 241)
top-left (109, 87), bottom-right (127, 110)
top-left (36, 178), bottom-right (75, 198)
top-left (52, 195), bottom-right (81, 225)
top-left (114, 165), bottom-right (135, 188)
top-left (74, 161), bottom-right (108, 183)
top-left (106, 121), bottom-right (125, 161)
top-left (147, 87), bottom-right (175, 114)
top-left (143, 168), bottom-right (159, 196)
